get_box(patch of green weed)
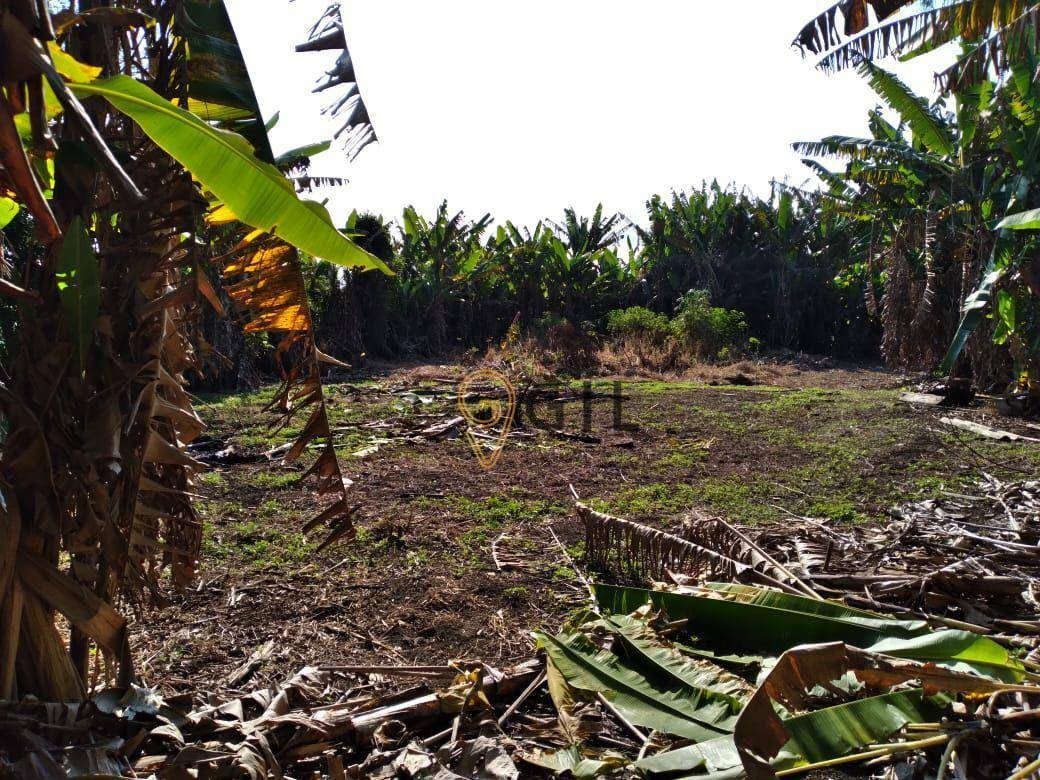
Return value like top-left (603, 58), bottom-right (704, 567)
top-left (247, 471), bottom-right (300, 490)
top-left (199, 471), bottom-right (225, 488)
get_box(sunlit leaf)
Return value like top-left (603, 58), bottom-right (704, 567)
top-left (0, 198), bottom-right (19, 230)
top-left (69, 76), bottom-right (390, 274)
top-left (55, 216), bottom-right (100, 374)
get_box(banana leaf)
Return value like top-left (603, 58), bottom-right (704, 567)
top-left (595, 614), bottom-right (751, 713)
top-left (178, 0), bottom-right (257, 112)
top-left (783, 689), bottom-right (939, 765)
top-left (858, 60), bottom-right (956, 158)
top-left (595, 584), bottom-right (927, 652)
top-left (996, 207), bottom-right (1040, 229)
top-left (545, 656), bottom-right (598, 745)
top-left (275, 141), bottom-right (332, 167)
top-left (867, 630), bottom-right (1027, 683)
top-left (672, 643), bottom-right (764, 670)
top-left (0, 198), bottom-right (18, 229)
top-left (940, 245), bottom-right (1009, 371)
top-left (55, 216), bottom-right (99, 375)
top-left (176, 0), bottom-right (274, 159)
top-left (633, 734), bottom-right (773, 778)
top-left (521, 746), bottom-right (627, 779)
top-left (534, 630), bottom-right (736, 742)
top-left (701, 583), bottom-right (929, 635)
top-left (68, 77), bottom-right (389, 274)
top-left (634, 690), bottom-right (935, 778)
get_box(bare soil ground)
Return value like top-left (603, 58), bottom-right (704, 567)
top-left (133, 360), bottom-right (1040, 698)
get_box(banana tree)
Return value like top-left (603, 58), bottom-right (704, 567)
top-left (795, 0), bottom-right (1040, 86)
top-left (799, 51), bottom-right (1040, 392)
top-left (0, 0), bottom-right (385, 701)
top-left (549, 204), bottom-right (625, 256)
top-left (796, 0), bottom-right (1040, 397)
top-left (395, 201), bottom-right (491, 353)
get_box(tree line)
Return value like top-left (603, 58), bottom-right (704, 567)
top-left (207, 187), bottom-right (876, 385)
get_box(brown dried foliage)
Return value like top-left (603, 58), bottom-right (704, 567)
top-left (219, 231), bottom-right (358, 548)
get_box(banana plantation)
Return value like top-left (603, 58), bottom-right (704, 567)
top-left (2, 1), bottom-right (1040, 779)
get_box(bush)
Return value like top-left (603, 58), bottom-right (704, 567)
top-left (546, 320), bottom-right (597, 374)
top-left (605, 307), bottom-right (671, 346)
top-left (671, 290), bottom-right (749, 361)
top-left (531, 312), bottom-right (567, 341)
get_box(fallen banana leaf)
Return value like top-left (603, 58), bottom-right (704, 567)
top-left (673, 643), bottom-right (765, 670)
top-left (534, 630), bottom-right (735, 742)
top-left (633, 734), bottom-right (750, 777)
top-left (521, 746), bottom-right (627, 779)
top-left (595, 584), bottom-right (928, 653)
top-left (781, 689), bottom-right (939, 766)
top-left (596, 614), bottom-right (751, 712)
top-left (545, 655), bottom-right (600, 745)
top-left (700, 583), bottom-right (929, 635)
top-left (734, 641), bottom-right (1040, 780)
top-left (866, 630), bottom-right (1027, 683)
top-left (633, 690), bottom-right (934, 779)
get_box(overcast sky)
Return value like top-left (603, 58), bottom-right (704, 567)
top-left (226, 0), bottom-right (952, 227)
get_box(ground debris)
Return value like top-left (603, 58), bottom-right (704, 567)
top-left (898, 391), bottom-right (946, 407)
top-left (7, 477), bottom-right (1040, 778)
top-left (940, 416), bottom-right (1040, 443)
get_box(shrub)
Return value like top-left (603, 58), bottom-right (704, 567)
top-left (531, 312), bottom-right (567, 340)
top-left (605, 307), bottom-right (671, 346)
top-left (671, 290), bottom-right (749, 361)
top-left (546, 320), bottom-right (597, 374)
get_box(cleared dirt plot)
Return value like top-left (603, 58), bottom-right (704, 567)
top-left (133, 361), bottom-right (1040, 695)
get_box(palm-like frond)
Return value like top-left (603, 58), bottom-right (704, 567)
top-left (297, 4), bottom-right (378, 161)
top-left (796, 0), bottom-right (1037, 87)
top-left (858, 60), bottom-right (957, 156)
top-left (805, 2), bottom-right (969, 72)
top-left (801, 159), bottom-right (860, 201)
top-left (938, 4), bottom-right (1040, 89)
top-left (794, 0), bottom-right (927, 58)
top-left (793, 135), bottom-right (939, 166)
top-left (219, 230), bottom-right (360, 547)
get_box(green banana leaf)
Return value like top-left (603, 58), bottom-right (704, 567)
top-left (996, 207), bottom-right (1040, 230)
top-left (701, 583), bottom-right (929, 635)
top-left (68, 77), bottom-right (389, 274)
top-left (55, 216), bottom-right (99, 375)
top-left (176, 0), bottom-right (274, 159)
top-left (595, 584), bottom-right (927, 652)
top-left (178, 0), bottom-right (257, 112)
top-left (0, 198), bottom-right (19, 229)
top-left (596, 614), bottom-right (751, 713)
top-left (633, 734), bottom-right (774, 778)
top-left (867, 630), bottom-right (1027, 683)
top-left (858, 60), bottom-right (956, 158)
top-left (634, 690), bottom-right (935, 778)
top-left (940, 243), bottom-right (1011, 371)
top-left (534, 630), bottom-right (736, 742)
top-left (672, 643), bottom-right (765, 670)
top-left (275, 141), bottom-right (333, 167)
top-left (782, 689), bottom-right (938, 765)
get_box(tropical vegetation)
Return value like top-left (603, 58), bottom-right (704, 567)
top-left (222, 187), bottom-right (875, 379)
top-left (0, 0), bottom-right (378, 700)
top-left (1, 0), bottom-right (1039, 728)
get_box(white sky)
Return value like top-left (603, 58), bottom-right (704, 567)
top-left (227, 0), bottom-right (952, 227)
